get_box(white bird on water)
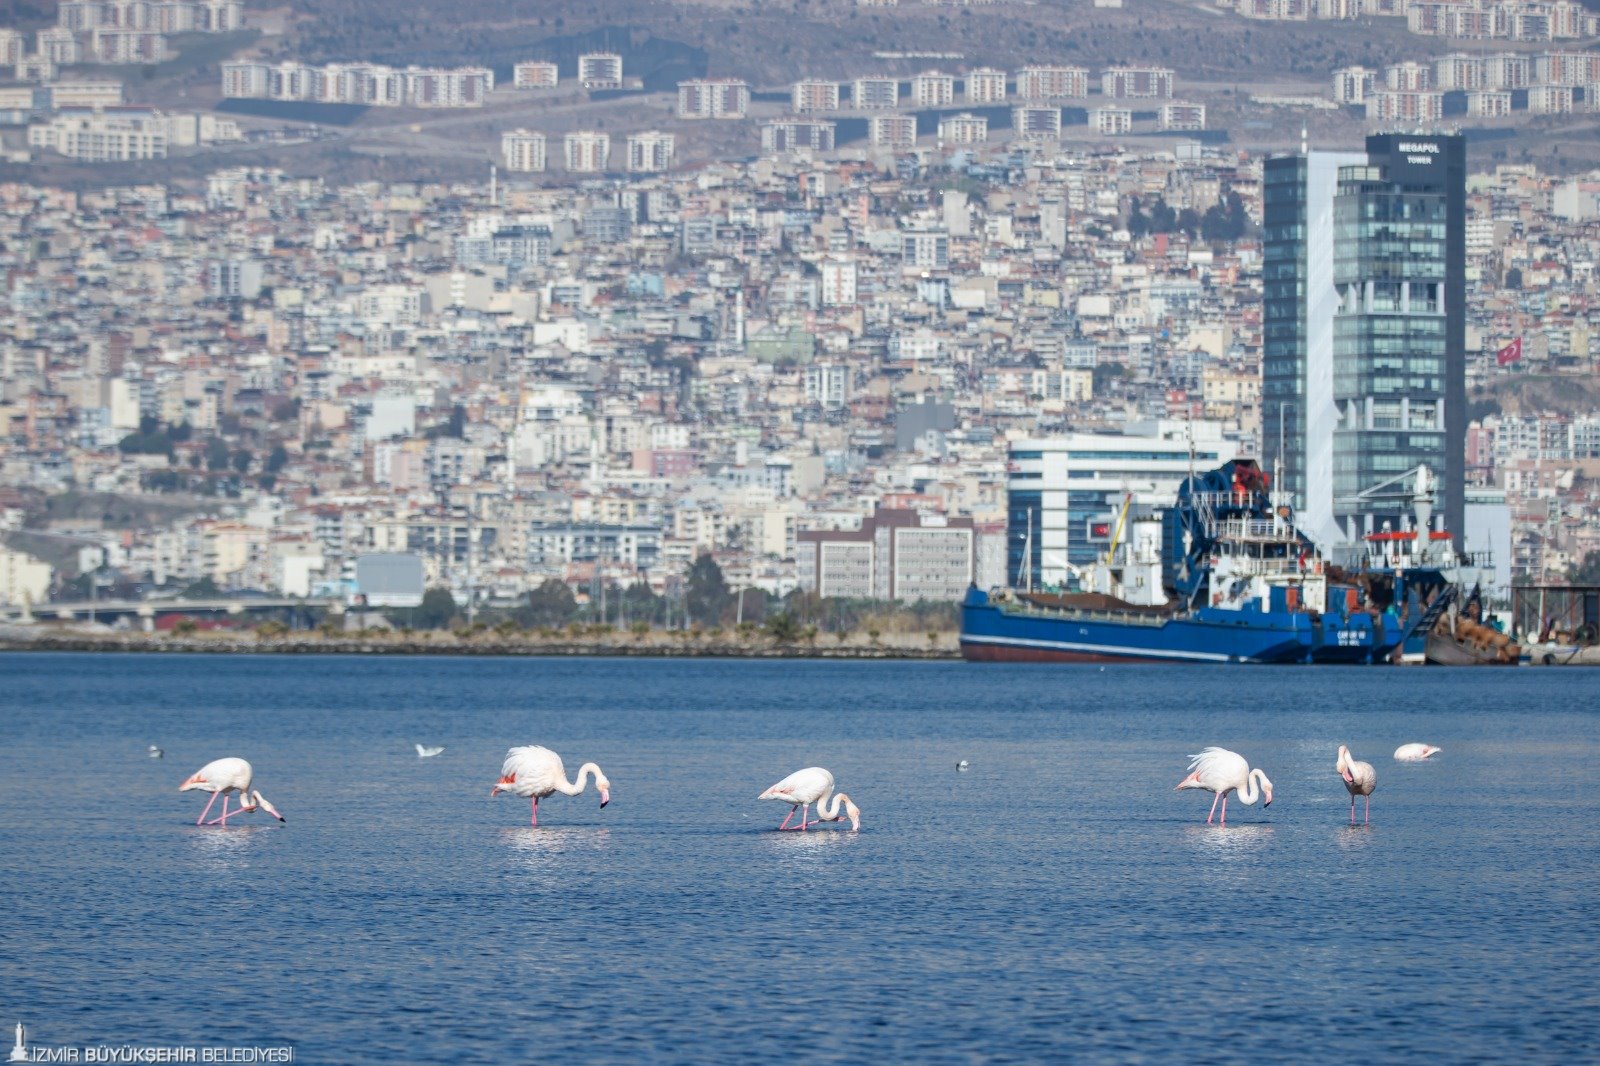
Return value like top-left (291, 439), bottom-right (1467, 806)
top-left (1394, 743), bottom-right (1441, 761)
top-left (1337, 744), bottom-right (1378, 825)
top-left (179, 758), bottom-right (285, 826)
top-left (759, 767), bottom-right (860, 832)
top-left (956, 760), bottom-right (970, 771)
top-left (415, 744), bottom-right (445, 758)
top-left (491, 745), bottom-right (610, 826)
top-left (147, 745), bottom-right (163, 759)
top-left (1175, 747), bottom-right (1273, 826)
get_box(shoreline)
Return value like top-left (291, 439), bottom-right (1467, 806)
top-left (0, 630), bottom-right (964, 660)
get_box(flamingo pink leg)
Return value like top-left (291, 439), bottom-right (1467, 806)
top-left (1364, 796), bottom-right (1370, 825)
top-left (1206, 792), bottom-right (1221, 824)
top-left (195, 792), bottom-right (219, 825)
top-left (778, 806), bottom-right (797, 831)
top-left (801, 803), bottom-right (810, 831)
top-left (1350, 795), bottom-right (1357, 825)
top-left (209, 795), bottom-right (232, 826)
top-left (1219, 794), bottom-right (1228, 827)
top-left (531, 796), bottom-right (538, 827)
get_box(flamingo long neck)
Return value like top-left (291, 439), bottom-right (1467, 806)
top-left (555, 762), bottom-right (601, 797)
top-left (1237, 769), bottom-right (1264, 806)
top-left (816, 790), bottom-right (846, 820)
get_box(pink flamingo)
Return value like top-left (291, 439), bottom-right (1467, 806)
top-left (1175, 747), bottom-right (1273, 826)
top-left (491, 746), bottom-right (610, 826)
top-left (759, 767), bottom-right (860, 831)
top-left (1337, 744), bottom-right (1378, 825)
top-left (180, 758), bottom-right (285, 826)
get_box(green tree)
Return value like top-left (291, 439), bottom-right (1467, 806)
top-left (686, 553), bottom-right (731, 625)
top-left (764, 612), bottom-right (801, 643)
top-left (265, 444), bottom-right (289, 473)
top-left (204, 438), bottom-right (231, 471)
top-left (1569, 551), bottom-right (1600, 585)
top-left (182, 576), bottom-right (220, 599)
top-left (414, 588), bottom-right (457, 629)
top-left (515, 578), bottom-right (577, 627)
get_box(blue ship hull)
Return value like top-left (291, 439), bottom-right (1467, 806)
top-left (960, 589), bottom-right (1315, 664)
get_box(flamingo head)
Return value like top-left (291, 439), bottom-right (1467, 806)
top-left (252, 791), bottom-right (286, 822)
top-left (842, 795), bottom-right (861, 832)
top-left (490, 773), bottom-right (515, 798)
top-left (597, 775), bottom-right (611, 809)
top-left (1422, 745), bottom-right (1441, 758)
top-left (1336, 745), bottom-right (1353, 783)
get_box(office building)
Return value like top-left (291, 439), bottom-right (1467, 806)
top-left (1005, 423), bottom-right (1239, 585)
top-left (797, 508), bottom-right (975, 602)
top-left (1263, 133), bottom-right (1466, 546)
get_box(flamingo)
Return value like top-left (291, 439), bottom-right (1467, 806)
top-left (1337, 745), bottom-right (1378, 825)
top-left (1394, 743), bottom-right (1441, 761)
top-left (491, 746), bottom-right (610, 826)
top-left (758, 767), bottom-right (861, 832)
top-left (1175, 747), bottom-right (1273, 826)
top-left (179, 758), bottom-right (285, 826)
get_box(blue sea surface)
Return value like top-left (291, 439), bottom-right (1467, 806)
top-left (0, 653), bottom-right (1597, 1063)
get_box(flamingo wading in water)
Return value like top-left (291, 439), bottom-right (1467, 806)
top-left (180, 758), bottom-right (285, 826)
top-left (1394, 743), bottom-right (1441, 761)
top-left (1175, 747), bottom-right (1273, 826)
top-left (1337, 744), bottom-right (1378, 825)
top-left (759, 767), bottom-right (860, 832)
top-left (491, 746), bottom-right (610, 826)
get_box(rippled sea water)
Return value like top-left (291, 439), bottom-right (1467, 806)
top-left (1, 653), bottom-right (1597, 1063)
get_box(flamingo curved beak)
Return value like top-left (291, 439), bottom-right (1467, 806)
top-left (257, 797), bottom-right (285, 822)
top-left (599, 788), bottom-right (610, 809)
top-left (1341, 768), bottom-right (1354, 784)
top-left (1264, 794), bottom-right (1273, 807)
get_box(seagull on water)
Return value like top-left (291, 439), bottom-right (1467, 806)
top-left (956, 760), bottom-right (970, 771)
top-left (415, 744), bottom-right (445, 758)
top-left (148, 745), bottom-right (164, 759)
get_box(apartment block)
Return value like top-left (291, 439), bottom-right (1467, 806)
top-left (937, 112), bottom-right (988, 144)
top-left (761, 118), bottom-right (836, 153)
top-left (0, 30), bottom-right (22, 66)
top-left (796, 508), bottom-right (975, 602)
top-left (1012, 105), bottom-right (1062, 139)
top-left (1528, 84), bottom-right (1576, 113)
top-left (1364, 89), bottom-right (1444, 124)
top-left (221, 61), bottom-right (492, 107)
top-left (911, 70), bottom-right (955, 107)
top-left (1467, 90), bottom-right (1513, 116)
top-left (1015, 65), bottom-right (1088, 100)
top-left (28, 106), bottom-right (166, 161)
top-left (1091, 105), bottom-right (1133, 135)
top-left (501, 129), bottom-right (547, 172)
top-left (1158, 102), bottom-right (1205, 131)
top-left (564, 130), bottom-right (610, 172)
top-left (1536, 51), bottom-right (1600, 85)
top-left (577, 53), bottom-right (622, 89)
top-left (626, 130), bottom-right (675, 173)
top-left (1333, 65), bottom-right (1376, 104)
top-left (678, 79), bottom-right (749, 119)
top-left (852, 76), bottom-right (899, 110)
top-left (1101, 66), bottom-right (1175, 99)
top-left (1385, 60), bottom-right (1434, 91)
top-left (868, 113), bottom-right (917, 148)
top-left (792, 79), bottom-right (841, 113)
top-left (965, 67), bottom-right (1007, 103)
top-left (49, 80), bottom-right (123, 108)
top-left (820, 257), bottom-right (857, 306)
top-left (513, 61), bottom-right (558, 89)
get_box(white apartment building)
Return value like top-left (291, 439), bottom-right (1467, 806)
top-left (1332, 65), bottom-right (1375, 104)
top-left (1012, 105), bottom-right (1062, 139)
top-left (853, 76), bottom-right (899, 110)
top-left (1365, 89), bottom-right (1444, 124)
top-left (965, 67), bottom-right (1007, 103)
top-left (626, 130), bottom-right (675, 172)
top-left (820, 257), bottom-right (858, 306)
top-left (513, 61), bottom-right (558, 89)
top-left (0, 547), bottom-right (51, 608)
top-left (792, 79), bottom-right (840, 112)
top-left (901, 230), bottom-right (950, 270)
top-left (911, 70), bottom-right (955, 107)
top-left (1091, 106), bottom-right (1133, 135)
top-left (1158, 102), bottom-right (1205, 131)
top-left (804, 364), bottom-right (851, 409)
top-left (1101, 66), bottom-right (1175, 99)
top-left (501, 129), bottom-right (547, 172)
top-left (677, 79), bottom-right (749, 119)
top-left (1528, 84), bottom-right (1576, 113)
top-left (221, 61), bottom-right (491, 107)
top-left (761, 119), bottom-right (835, 153)
top-left (50, 80), bottom-right (123, 107)
top-left (1385, 60), bottom-right (1434, 90)
top-left (868, 112), bottom-right (916, 148)
top-left (564, 130), bottom-right (610, 172)
top-left (577, 53), bottom-right (622, 88)
top-left (1016, 65), bottom-right (1088, 100)
top-left (0, 30), bottom-right (23, 66)
top-left (28, 106), bottom-right (167, 161)
top-left (1467, 90), bottom-right (1514, 116)
top-left (937, 112), bottom-right (988, 144)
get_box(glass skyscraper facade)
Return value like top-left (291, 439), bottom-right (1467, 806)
top-left (1263, 133), bottom-right (1466, 547)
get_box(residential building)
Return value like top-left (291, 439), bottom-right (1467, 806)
top-left (577, 53), bottom-right (622, 89)
top-left (1365, 89), bottom-right (1444, 125)
top-left (1332, 65), bottom-right (1375, 104)
top-left (501, 129), bottom-right (547, 172)
top-left (965, 67), bottom-right (1007, 104)
top-left (852, 76), bottom-right (899, 110)
top-left (937, 112), bottom-right (988, 144)
top-left (1090, 106), bottom-right (1133, 135)
top-left (563, 130), bottom-right (610, 172)
top-left (1015, 65), bottom-right (1088, 100)
top-left (1101, 66), bottom-right (1175, 99)
top-left (1158, 102), bottom-right (1205, 131)
top-left (868, 113), bottom-right (917, 149)
top-left (761, 118), bottom-right (835, 153)
top-left (792, 79), bottom-right (840, 113)
top-left (513, 61), bottom-right (558, 89)
top-left (677, 79), bottom-right (749, 119)
top-left (626, 130), bottom-right (675, 173)
top-left (797, 508), bottom-right (975, 602)
top-left (1012, 105), bottom-right (1062, 139)
top-left (911, 70), bottom-right (955, 108)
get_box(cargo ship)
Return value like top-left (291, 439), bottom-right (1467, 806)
top-left (960, 460), bottom-right (1452, 665)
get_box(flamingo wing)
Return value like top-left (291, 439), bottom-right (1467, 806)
top-left (501, 745), bottom-right (563, 796)
top-left (1186, 747), bottom-right (1249, 792)
top-left (760, 766), bottom-right (834, 804)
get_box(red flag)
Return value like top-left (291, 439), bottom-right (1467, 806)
top-left (1496, 337), bottom-right (1522, 366)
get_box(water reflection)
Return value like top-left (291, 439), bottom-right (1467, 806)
top-left (499, 826), bottom-right (611, 869)
top-left (759, 828), bottom-right (860, 865)
top-left (1336, 824), bottom-right (1376, 851)
top-left (1181, 823), bottom-right (1275, 854)
top-left (185, 824), bottom-right (266, 871)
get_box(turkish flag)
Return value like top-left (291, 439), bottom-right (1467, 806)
top-left (1496, 337), bottom-right (1522, 366)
